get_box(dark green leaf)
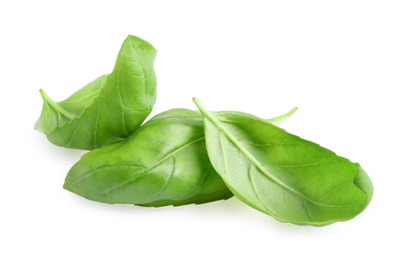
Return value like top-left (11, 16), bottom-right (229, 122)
top-left (35, 35), bottom-right (157, 150)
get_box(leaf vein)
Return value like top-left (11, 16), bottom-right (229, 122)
top-left (247, 164), bottom-right (279, 218)
top-left (96, 137), bottom-right (206, 197)
top-left (130, 40), bottom-right (149, 107)
top-left (148, 156), bottom-right (176, 201)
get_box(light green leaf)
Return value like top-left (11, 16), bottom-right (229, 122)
top-left (194, 98), bottom-right (373, 226)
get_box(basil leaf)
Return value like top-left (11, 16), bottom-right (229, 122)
top-left (63, 109), bottom-right (231, 206)
top-left (193, 98), bottom-right (373, 226)
top-left (34, 35), bottom-right (157, 150)
top-left (63, 108), bottom-right (296, 206)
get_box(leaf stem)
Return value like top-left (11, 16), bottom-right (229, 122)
top-left (267, 107), bottom-right (298, 125)
top-left (39, 89), bottom-right (74, 120)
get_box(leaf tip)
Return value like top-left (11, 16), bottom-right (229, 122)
top-left (354, 166), bottom-right (374, 209)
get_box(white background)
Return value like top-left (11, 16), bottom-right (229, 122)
top-left (1, 1), bottom-right (395, 259)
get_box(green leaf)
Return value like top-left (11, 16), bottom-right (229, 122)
top-left (64, 108), bottom-right (296, 206)
top-left (34, 35), bottom-right (157, 150)
top-left (193, 98), bottom-right (373, 226)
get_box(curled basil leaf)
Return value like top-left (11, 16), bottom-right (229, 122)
top-left (34, 35), bottom-right (157, 150)
top-left (193, 98), bottom-right (373, 226)
top-left (63, 108), bottom-right (297, 206)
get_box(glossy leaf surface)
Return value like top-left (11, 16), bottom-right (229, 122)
top-left (64, 108), bottom-right (296, 206)
top-left (194, 98), bottom-right (373, 225)
top-left (35, 35), bottom-right (157, 150)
